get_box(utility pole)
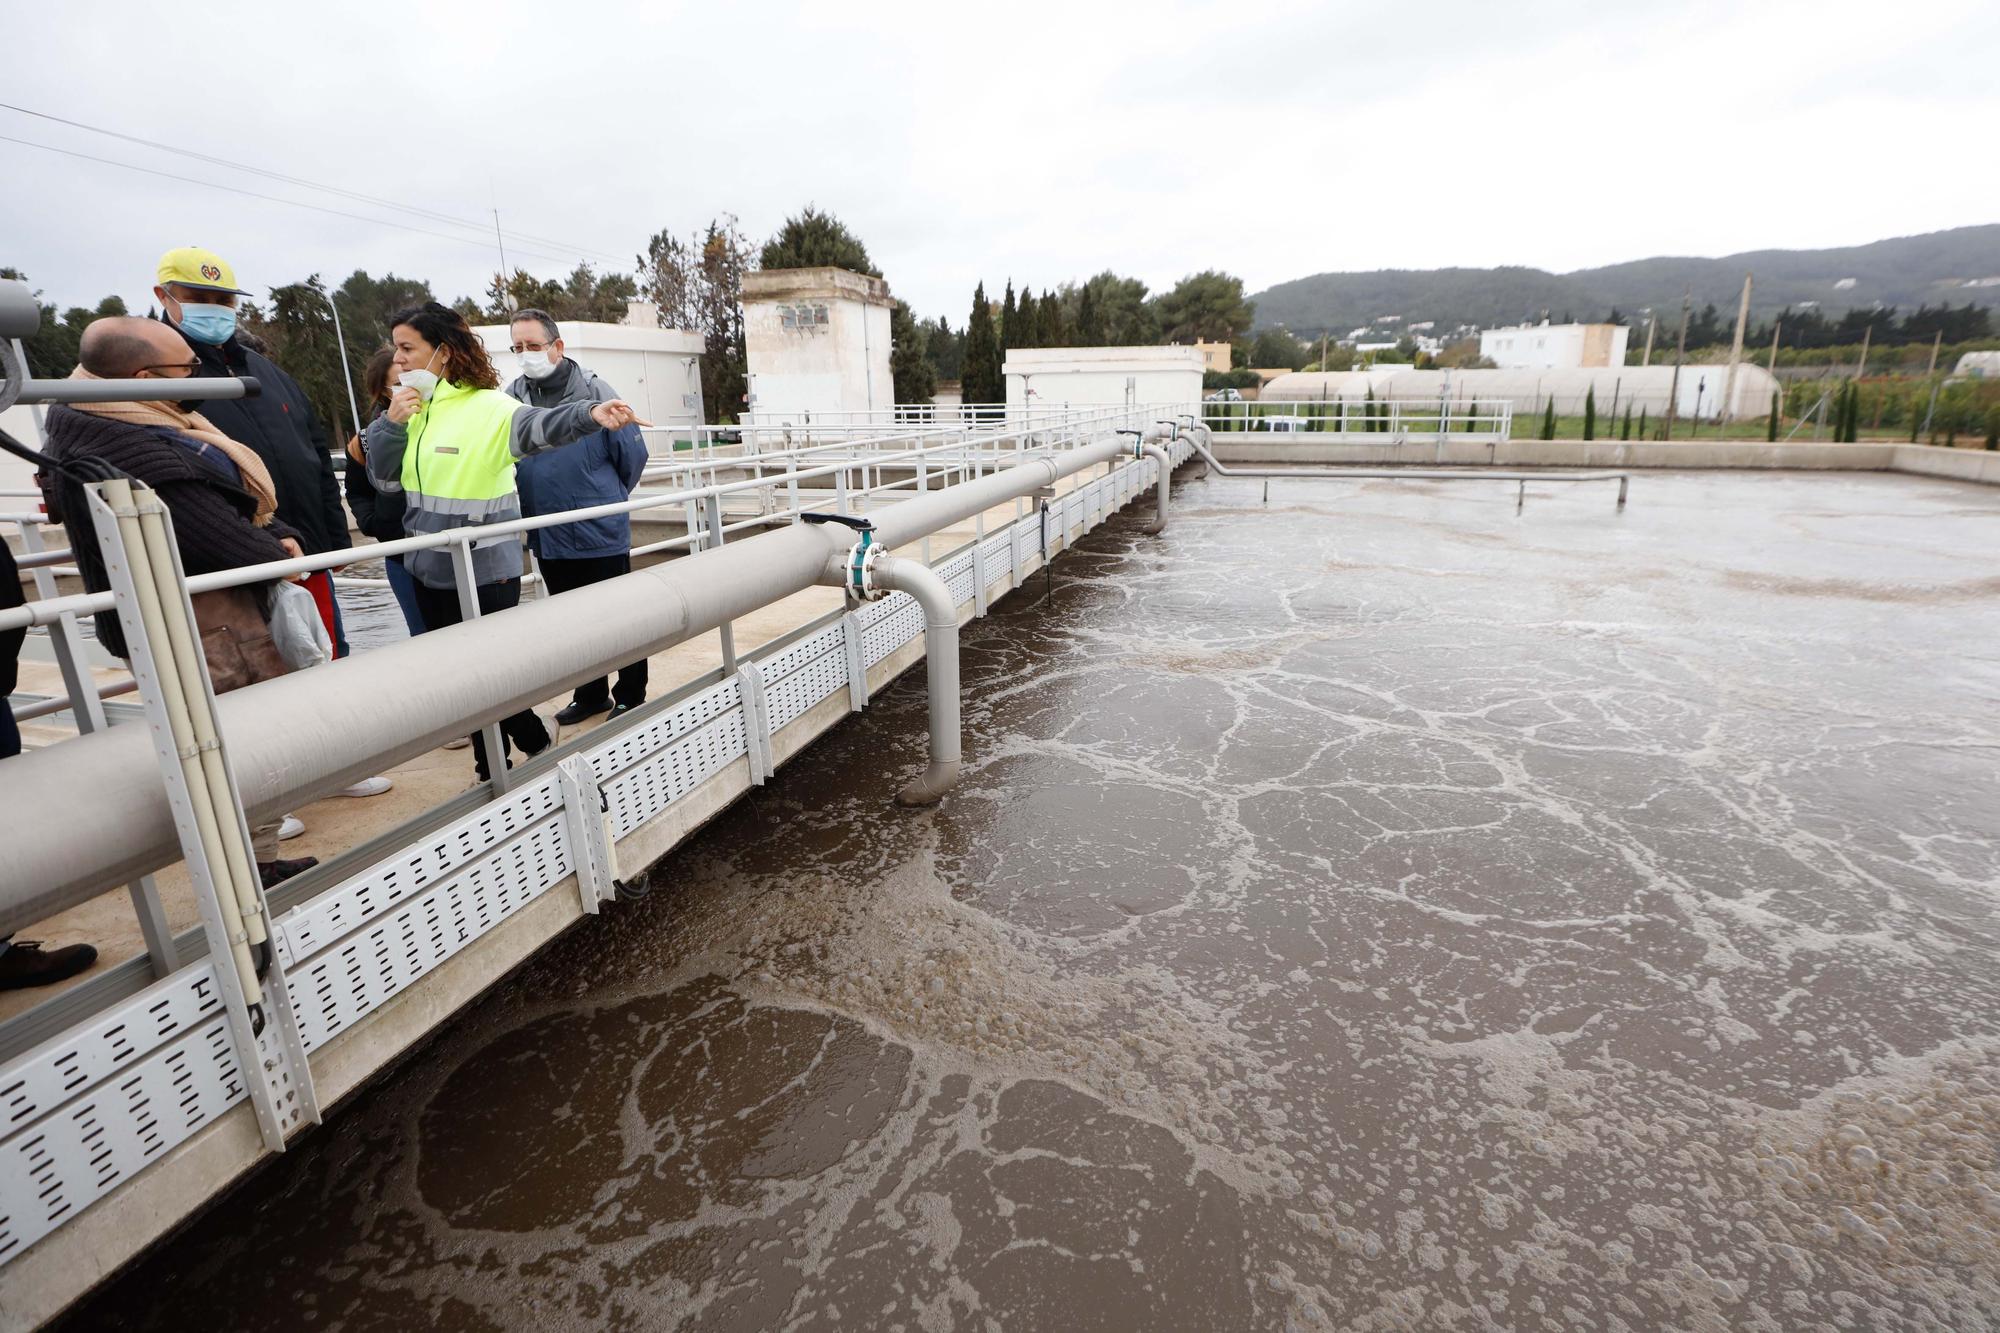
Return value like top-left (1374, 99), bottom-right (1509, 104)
top-left (1641, 312), bottom-right (1657, 367)
top-left (492, 209), bottom-right (514, 311)
top-left (1663, 290), bottom-right (1690, 441)
top-left (1767, 320), bottom-right (1781, 376)
top-left (1919, 330), bottom-right (1945, 437)
top-left (321, 287), bottom-right (364, 443)
top-left (1855, 322), bottom-right (1872, 381)
top-left (1721, 273), bottom-right (1751, 431)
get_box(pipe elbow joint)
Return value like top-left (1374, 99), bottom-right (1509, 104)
top-left (896, 760), bottom-right (962, 806)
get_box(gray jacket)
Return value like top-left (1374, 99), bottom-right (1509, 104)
top-left (362, 382), bottom-right (605, 590)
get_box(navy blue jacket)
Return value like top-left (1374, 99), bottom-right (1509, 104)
top-left (507, 360), bottom-right (648, 560)
top-left (168, 320), bottom-right (352, 556)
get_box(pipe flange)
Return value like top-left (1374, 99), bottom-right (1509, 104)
top-left (846, 537), bottom-right (886, 601)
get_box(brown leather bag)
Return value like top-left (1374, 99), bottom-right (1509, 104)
top-left (191, 586), bottom-right (291, 695)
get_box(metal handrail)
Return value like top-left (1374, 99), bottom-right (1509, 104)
top-left (0, 405), bottom-right (1145, 634)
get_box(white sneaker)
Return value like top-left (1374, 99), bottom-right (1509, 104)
top-left (443, 736), bottom-right (472, 750)
top-left (339, 775), bottom-right (394, 799)
top-left (277, 814), bottom-right (305, 841)
top-left (534, 709), bottom-right (564, 756)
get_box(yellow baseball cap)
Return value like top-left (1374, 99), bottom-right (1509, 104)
top-left (155, 246), bottom-right (250, 296)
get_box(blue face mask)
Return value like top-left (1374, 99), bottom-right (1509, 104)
top-left (176, 302), bottom-right (238, 346)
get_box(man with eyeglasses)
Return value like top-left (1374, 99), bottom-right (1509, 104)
top-left (505, 308), bottom-right (651, 724)
top-left (29, 317), bottom-right (321, 908)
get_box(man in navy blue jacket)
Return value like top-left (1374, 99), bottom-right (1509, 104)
top-left (506, 309), bottom-right (652, 724)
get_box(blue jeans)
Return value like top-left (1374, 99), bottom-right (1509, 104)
top-left (383, 555), bottom-right (427, 638)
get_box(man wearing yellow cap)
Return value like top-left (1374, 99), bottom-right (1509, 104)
top-left (154, 247), bottom-right (395, 813)
top-left (152, 247), bottom-right (352, 573)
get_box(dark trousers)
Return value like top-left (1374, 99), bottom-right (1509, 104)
top-left (538, 553), bottom-right (648, 709)
top-left (410, 578), bottom-right (550, 781)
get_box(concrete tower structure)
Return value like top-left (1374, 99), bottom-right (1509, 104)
top-left (742, 267), bottom-right (895, 420)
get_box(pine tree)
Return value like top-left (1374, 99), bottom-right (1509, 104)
top-left (1622, 403), bottom-right (1634, 440)
top-left (1000, 282), bottom-right (1018, 353)
top-left (963, 282), bottom-right (1002, 414)
top-left (1767, 390), bottom-right (1779, 442)
top-left (1541, 397), bottom-right (1557, 440)
top-left (1582, 385), bottom-right (1597, 441)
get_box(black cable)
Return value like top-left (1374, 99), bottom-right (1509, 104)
top-left (0, 101), bottom-right (626, 264)
top-left (0, 134), bottom-right (588, 269)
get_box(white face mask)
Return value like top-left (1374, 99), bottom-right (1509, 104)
top-left (398, 348), bottom-right (444, 402)
top-left (518, 350), bottom-right (557, 380)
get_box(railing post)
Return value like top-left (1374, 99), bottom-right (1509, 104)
top-left (703, 491), bottom-right (738, 674)
top-left (82, 479), bottom-right (316, 1153)
top-left (450, 539), bottom-right (512, 794)
top-left (15, 520), bottom-right (178, 979)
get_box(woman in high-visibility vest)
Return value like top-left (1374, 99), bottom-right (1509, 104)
top-left (363, 301), bottom-right (649, 781)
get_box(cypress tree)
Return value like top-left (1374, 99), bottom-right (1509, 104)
top-left (1985, 406), bottom-right (1999, 452)
top-left (1000, 282), bottom-right (1018, 352)
top-left (1015, 285), bottom-right (1039, 349)
top-left (1622, 403), bottom-right (1634, 440)
top-left (1637, 406), bottom-right (1648, 440)
top-left (1582, 385), bottom-right (1597, 440)
top-left (1540, 397), bottom-right (1556, 440)
top-left (1910, 396), bottom-right (1921, 443)
top-left (1364, 384), bottom-right (1377, 432)
top-left (963, 282), bottom-right (1002, 414)
top-left (1767, 390), bottom-right (1779, 442)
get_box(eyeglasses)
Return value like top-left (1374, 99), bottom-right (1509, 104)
top-left (509, 341), bottom-right (551, 354)
top-left (139, 361), bottom-right (201, 377)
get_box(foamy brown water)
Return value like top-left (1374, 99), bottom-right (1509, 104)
top-left (65, 471), bottom-right (2000, 1331)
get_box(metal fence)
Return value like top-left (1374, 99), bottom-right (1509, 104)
top-left (1200, 398), bottom-right (1514, 440)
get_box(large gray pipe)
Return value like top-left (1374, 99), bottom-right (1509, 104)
top-left (861, 557), bottom-right (961, 805)
top-left (1140, 443), bottom-right (1172, 534)
top-left (0, 438), bottom-right (1127, 930)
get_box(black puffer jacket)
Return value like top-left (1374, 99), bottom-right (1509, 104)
top-left (341, 423), bottom-right (407, 543)
top-left (172, 322), bottom-right (352, 556)
top-left (40, 405), bottom-right (298, 657)
top-left (1, 536), bottom-right (21, 704)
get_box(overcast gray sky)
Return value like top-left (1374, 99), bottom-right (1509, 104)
top-left (4, 0), bottom-right (1995, 326)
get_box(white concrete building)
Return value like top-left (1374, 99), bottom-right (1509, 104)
top-left (741, 267), bottom-right (894, 421)
top-left (1479, 321), bottom-right (1630, 370)
top-left (476, 308), bottom-right (705, 449)
top-left (1003, 345), bottom-right (1204, 411)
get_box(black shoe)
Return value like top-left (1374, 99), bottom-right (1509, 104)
top-left (258, 856), bottom-right (320, 889)
top-left (608, 701), bottom-right (641, 721)
top-left (554, 700), bottom-right (612, 726)
top-left (0, 939), bottom-right (99, 991)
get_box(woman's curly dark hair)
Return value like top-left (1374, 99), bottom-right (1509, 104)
top-left (388, 301), bottom-right (499, 390)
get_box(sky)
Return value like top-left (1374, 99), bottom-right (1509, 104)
top-left (3, 0), bottom-right (1996, 327)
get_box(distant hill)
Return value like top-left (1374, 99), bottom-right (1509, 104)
top-left (1250, 225), bottom-right (2000, 336)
